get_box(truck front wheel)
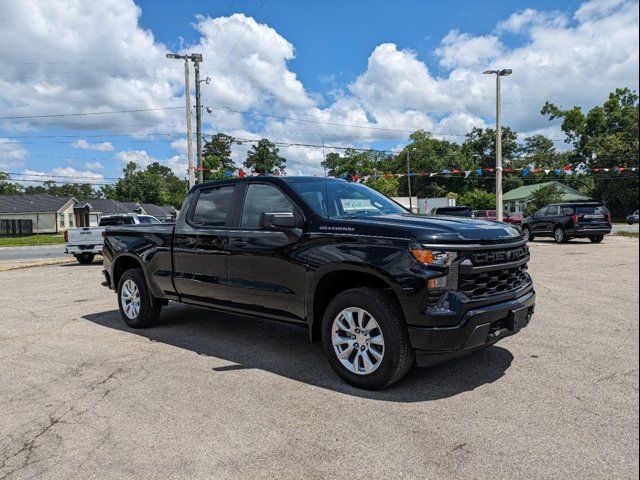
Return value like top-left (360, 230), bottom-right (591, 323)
top-left (117, 268), bottom-right (161, 328)
top-left (321, 287), bottom-right (414, 390)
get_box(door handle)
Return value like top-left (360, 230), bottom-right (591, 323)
top-left (230, 239), bottom-right (247, 248)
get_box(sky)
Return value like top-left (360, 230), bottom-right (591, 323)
top-left (0, 0), bottom-right (638, 188)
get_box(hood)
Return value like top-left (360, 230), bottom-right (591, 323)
top-left (349, 213), bottom-right (523, 243)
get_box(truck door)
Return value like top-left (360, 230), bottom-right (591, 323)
top-left (226, 182), bottom-right (307, 323)
top-left (172, 184), bottom-right (235, 307)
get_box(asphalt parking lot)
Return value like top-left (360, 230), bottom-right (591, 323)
top-left (1, 237), bottom-right (638, 479)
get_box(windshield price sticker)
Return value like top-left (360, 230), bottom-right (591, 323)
top-left (341, 199), bottom-right (376, 212)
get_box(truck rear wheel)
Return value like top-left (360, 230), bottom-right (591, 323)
top-left (75, 253), bottom-right (95, 264)
top-left (117, 268), bottom-right (161, 328)
top-left (321, 287), bottom-right (414, 390)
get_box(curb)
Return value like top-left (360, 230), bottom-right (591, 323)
top-left (0, 258), bottom-right (76, 272)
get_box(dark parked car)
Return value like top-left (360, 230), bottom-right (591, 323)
top-left (102, 177), bottom-right (534, 390)
top-left (627, 210), bottom-right (639, 225)
top-left (522, 202), bottom-right (612, 243)
top-left (431, 206), bottom-right (472, 217)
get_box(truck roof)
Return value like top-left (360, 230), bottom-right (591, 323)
top-left (192, 175), bottom-right (346, 192)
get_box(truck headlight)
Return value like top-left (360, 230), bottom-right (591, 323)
top-left (409, 249), bottom-right (458, 267)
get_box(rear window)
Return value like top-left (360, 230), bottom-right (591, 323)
top-left (576, 205), bottom-right (608, 215)
top-left (99, 216), bottom-right (133, 226)
top-left (192, 186), bottom-right (234, 226)
top-left (138, 216), bottom-right (160, 224)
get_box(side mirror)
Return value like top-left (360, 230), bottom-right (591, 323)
top-left (261, 212), bottom-right (296, 229)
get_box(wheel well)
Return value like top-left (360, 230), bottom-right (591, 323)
top-left (112, 256), bottom-right (143, 288)
top-left (310, 270), bottom-right (397, 342)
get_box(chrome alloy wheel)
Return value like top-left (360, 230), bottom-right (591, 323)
top-left (331, 307), bottom-right (385, 375)
top-left (120, 279), bottom-right (141, 320)
top-left (554, 228), bottom-right (564, 242)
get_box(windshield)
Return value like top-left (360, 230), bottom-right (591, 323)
top-left (288, 180), bottom-right (407, 219)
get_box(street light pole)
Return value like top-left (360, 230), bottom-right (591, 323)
top-left (191, 53), bottom-right (205, 184)
top-left (406, 148), bottom-right (413, 213)
top-left (483, 68), bottom-right (512, 222)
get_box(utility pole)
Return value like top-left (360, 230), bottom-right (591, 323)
top-left (406, 148), bottom-right (413, 213)
top-left (167, 53), bottom-right (202, 189)
top-left (483, 68), bottom-right (512, 222)
top-left (191, 53), bottom-right (205, 184)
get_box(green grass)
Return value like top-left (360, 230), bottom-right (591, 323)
top-left (614, 231), bottom-right (639, 238)
top-left (0, 234), bottom-right (65, 247)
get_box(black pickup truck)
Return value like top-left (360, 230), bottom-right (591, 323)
top-left (102, 176), bottom-right (535, 389)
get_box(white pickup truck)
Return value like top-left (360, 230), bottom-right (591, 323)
top-left (65, 214), bottom-right (160, 264)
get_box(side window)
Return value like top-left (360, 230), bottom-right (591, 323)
top-left (241, 184), bottom-right (294, 227)
top-left (192, 186), bottom-right (234, 226)
top-left (537, 207), bottom-right (548, 217)
top-left (548, 206), bottom-right (560, 216)
top-left (562, 207), bottom-right (574, 215)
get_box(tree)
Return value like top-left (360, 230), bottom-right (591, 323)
top-left (244, 138), bottom-right (286, 174)
top-left (321, 149), bottom-right (391, 177)
top-left (364, 176), bottom-right (399, 197)
top-left (524, 184), bottom-right (563, 216)
top-left (462, 126), bottom-right (519, 169)
top-left (517, 134), bottom-right (557, 168)
top-left (0, 172), bottom-right (23, 195)
top-left (24, 181), bottom-right (97, 199)
top-left (541, 87), bottom-right (639, 168)
top-left (459, 189), bottom-right (496, 210)
top-left (103, 162), bottom-right (187, 208)
top-left (202, 133), bottom-right (236, 181)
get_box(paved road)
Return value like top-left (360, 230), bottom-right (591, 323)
top-left (612, 223), bottom-right (639, 233)
top-left (1, 237), bottom-right (638, 479)
top-left (0, 244), bottom-right (66, 262)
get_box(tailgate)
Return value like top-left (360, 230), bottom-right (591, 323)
top-left (67, 227), bottom-right (103, 245)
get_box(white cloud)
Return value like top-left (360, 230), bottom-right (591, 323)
top-left (84, 161), bottom-right (104, 170)
top-left (71, 139), bottom-right (114, 151)
top-left (0, 138), bottom-right (28, 170)
top-left (0, 0), bottom-right (638, 175)
top-left (435, 31), bottom-right (504, 68)
top-left (18, 167), bottom-right (105, 186)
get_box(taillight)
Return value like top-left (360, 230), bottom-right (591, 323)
top-left (102, 230), bottom-right (106, 238)
top-left (571, 214), bottom-right (579, 224)
top-left (64, 230), bottom-right (68, 242)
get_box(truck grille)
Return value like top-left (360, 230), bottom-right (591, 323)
top-left (459, 263), bottom-right (530, 298)
top-left (456, 243), bottom-right (532, 299)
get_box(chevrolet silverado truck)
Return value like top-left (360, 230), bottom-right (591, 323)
top-left (102, 176), bottom-right (535, 389)
top-left (65, 214), bottom-right (161, 264)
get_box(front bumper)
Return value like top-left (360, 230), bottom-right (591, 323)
top-left (408, 289), bottom-right (535, 367)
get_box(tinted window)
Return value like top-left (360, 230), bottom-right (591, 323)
top-left (562, 207), bottom-right (575, 215)
top-left (99, 217), bottom-right (131, 226)
top-left (434, 207), bottom-right (472, 217)
top-left (487, 210), bottom-right (497, 216)
top-left (241, 184), bottom-right (294, 227)
top-left (138, 216), bottom-right (160, 224)
top-left (537, 207), bottom-right (549, 217)
top-left (576, 205), bottom-right (608, 215)
top-left (192, 186), bottom-right (234, 226)
top-left (547, 206), bottom-right (560, 216)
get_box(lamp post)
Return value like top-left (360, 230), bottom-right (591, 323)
top-left (483, 68), bottom-right (512, 222)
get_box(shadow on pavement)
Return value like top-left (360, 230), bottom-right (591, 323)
top-left (83, 303), bottom-right (513, 402)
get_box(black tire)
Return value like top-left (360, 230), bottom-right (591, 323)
top-left (117, 268), bottom-right (161, 328)
top-left (321, 287), bottom-right (414, 390)
top-left (590, 235), bottom-right (604, 243)
top-left (553, 226), bottom-right (568, 243)
top-left (75, 253), bottom-right (95, 264)
top-left (522, 227), bottom-right (534, 242)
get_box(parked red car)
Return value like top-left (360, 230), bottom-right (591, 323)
top-left (472, 210), bottom-right (523, 225)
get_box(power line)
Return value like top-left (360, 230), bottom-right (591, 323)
top-left (0, 106), bottom-right (185, 120)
